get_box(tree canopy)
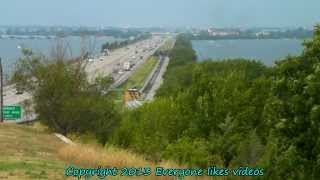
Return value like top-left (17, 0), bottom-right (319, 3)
top-left (12, 49), bottom-right (119, 144)
top-left (112, 26), bottom-right (320, 179)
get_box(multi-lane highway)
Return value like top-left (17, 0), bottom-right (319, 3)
top-left (2, 35), bottom-right (167, 121)
top-left (85, 36), bottom-right (165, 83)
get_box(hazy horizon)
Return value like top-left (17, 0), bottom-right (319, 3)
top-left (0, 0), bottom-right (319, 28)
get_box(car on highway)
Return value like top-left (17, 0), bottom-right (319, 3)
top-left (88, 58), bottom-right (94, 63)
top-left (16, 90), bottom-right (23, 95)
top-left (123, 62), bottom-right (131, 71)
top-left (118, 70), bottom-right (124, 74)
top-left (15, 86), bottom-right (24, 95)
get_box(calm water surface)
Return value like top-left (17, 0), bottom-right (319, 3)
top-left (0, 36), bottom-right (122, 76)
top-left (192, 39), bottom-right (304, 66)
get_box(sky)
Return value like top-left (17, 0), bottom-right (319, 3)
top-left (0, 0), bottom-right (320, 28)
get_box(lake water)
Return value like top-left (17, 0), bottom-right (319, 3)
top-left (0, 36), bottom-right (122, 76)
top-left (192, 39), bottom-right (304, 66)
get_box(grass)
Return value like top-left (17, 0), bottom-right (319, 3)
top-left (0, 123), bottom-right (228, 180)
top-left (123, 37), bottom-right (175, 91)
top-left (158, 38), bottom-right (175, 52)
top-left (58, 144), bottom-right (224, 180)
top-left (113, 56), bottom-right (158, 108)
top-left (58, 144), bottom-right (153, 168)
top-left (0, 123), bottom-right (67, 179)
top-left (0, 123), bottom-right (173, 179)
top-left (58, 144), bottom-right (208, 180)
top-left (121, 56), bottom-right (158, 90)
top-left (112, 38), bottom-right (174, 109)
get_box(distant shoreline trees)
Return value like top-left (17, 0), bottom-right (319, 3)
top-left (101, 33), bottom-right (151, 52)
top-left (187, 27), bottom-right (314, 40)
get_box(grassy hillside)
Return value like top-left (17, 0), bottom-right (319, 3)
top-left (0, 123), bottom-right (189, 180)
top-left (0, 123), bottom-right (67, 179)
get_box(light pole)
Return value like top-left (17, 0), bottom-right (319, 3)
top-left (0, 57), bottom-right (3, 123)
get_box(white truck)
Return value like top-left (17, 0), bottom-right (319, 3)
top-left (123, 62), bottom-right (131, 71)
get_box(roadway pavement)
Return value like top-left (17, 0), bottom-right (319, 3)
top-left (2, 35), bottom-right (167, 122)
top-left (3, 36), bottom-right (165, 106)
top-left (85, 36), bottom-right (165, 83)
top-left (3, 85), bottom-right (32, 106)
top-left (143, 56), bottom-right (170, 101)
top-left (124, 56), bottom-right (170, 109)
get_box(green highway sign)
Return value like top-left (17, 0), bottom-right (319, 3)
top-left (3, 106), bottom-right (22, 120)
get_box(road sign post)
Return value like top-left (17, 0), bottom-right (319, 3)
top-left (0, 57), bottom-right (3, 123)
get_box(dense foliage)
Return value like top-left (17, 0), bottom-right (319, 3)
top-left (113, 26), bottom-right (320, 179)
top-left (156, 35), bottom-right (197, 97)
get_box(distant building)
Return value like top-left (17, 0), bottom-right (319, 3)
top-left (207, 28), bottom-right (239, 37)
top-left (255, 31), bottom-right (271, 37)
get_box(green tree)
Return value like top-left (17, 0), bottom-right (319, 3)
top-left (261, 25), bottom-right (320, 179)
top-left (12, 49), bottom-right (119, 144)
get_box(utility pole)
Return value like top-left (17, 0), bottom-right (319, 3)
top-left (0, 57), bottom-right (3, 123)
